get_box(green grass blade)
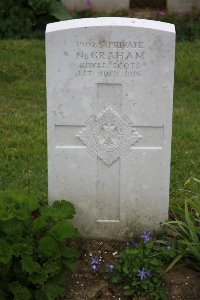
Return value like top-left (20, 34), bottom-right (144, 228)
top-left (165, 254), bottom-right (183, 273)
top-left (184, 201), bottom-right (198, 242)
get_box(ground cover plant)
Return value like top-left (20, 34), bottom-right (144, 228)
top-left (112, 232), bottom-right (176, 299)
top-left (0, 191), bottom-right (80, 299)
top-left (0, 0), bottom-right (71, 39)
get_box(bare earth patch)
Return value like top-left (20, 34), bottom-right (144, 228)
top-left (63, 240), bottom-right (200, 300)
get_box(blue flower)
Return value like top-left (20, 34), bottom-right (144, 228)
top-left (107, 264), bottom-right (113, 272)
top-left (140, 231), bottom-right (152, 243)
top-left (91, 264), bottom-right (97, 271)
top-left (91, 257), bottom-right (98, 265)
top-left (166, 245), bottom-right (171, 250)
top-left (138, 267), bottom-right (151, 280)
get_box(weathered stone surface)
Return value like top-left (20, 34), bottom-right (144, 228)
top-left (46, 18), bottom-right (175, 240)
top-left (61, 0), bottom-right (129, 12)
top-left (167, 0), bottom-right (200, 14)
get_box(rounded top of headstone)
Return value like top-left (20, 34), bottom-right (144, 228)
top-left (46, 17), bottom-right (175, 34)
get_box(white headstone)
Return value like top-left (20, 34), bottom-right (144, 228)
top-left (46, 18), bottom-right (175, 240)
top-left (61, 0), bottom-right (129, 12)
top-left (168, 0), bottom-right (200, 14)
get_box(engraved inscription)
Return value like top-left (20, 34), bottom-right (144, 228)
top-left (76, 107), bottom-right (142, 166)
top-left (73, 39), bottom-right (146, 79)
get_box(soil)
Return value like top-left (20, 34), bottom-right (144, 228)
top-left (63, 239), bottom-right (200, 300)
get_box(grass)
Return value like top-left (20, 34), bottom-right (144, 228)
top-left (0, 40), bottom-right (199, 202)
top-left (0, 40), bottom-right (46, 200)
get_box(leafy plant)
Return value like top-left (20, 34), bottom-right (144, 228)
top-left (112, 232), bottom-right (176, 299)
top-left (165, 178), bottom-right (200, 271)
top-left (0, 0), bottom-right (71, 39)
top-left (0, 191), bottom-right (80, 300)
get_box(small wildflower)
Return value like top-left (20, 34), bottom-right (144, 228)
top-left (91, 264), bottom-right (97, 271)
top-left (107, 264), bottom-right (114, 272)
top-left (112, 251), bottom-right (118, 256)
top-left (176, 12), bottom-right (184, 17)
top-left (138, 267), bottom-right (151, 280)
top-left (157, 10), bottom-right (166, 17)
top-left (166, 245), bottom-right (171, 250)
top-left (91, 256), bottom-right (98, 265)
top-left (140, 231), bottom-right (152, 243)
top-left (86, 0), bottom-right (93, 9)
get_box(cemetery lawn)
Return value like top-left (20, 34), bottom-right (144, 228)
top-left (0, 39), bottom-right (199, 202)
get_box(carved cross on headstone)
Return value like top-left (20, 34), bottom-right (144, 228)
top-left (55, 83), bottom-right (163, 222)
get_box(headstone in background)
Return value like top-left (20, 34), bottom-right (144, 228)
top-left (46, 18), bottom-right (175, 240)
top-left (61, 0), bottom-right (129, 12)
top-left (168, 0), bottom-right (200, 14)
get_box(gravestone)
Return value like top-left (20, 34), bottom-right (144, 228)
top-left (46, 18), bottom-right (175, 240)
top-left (168, 0), bottom-right (200, 14)
top-left (61, 0), bottom-right (129, 12)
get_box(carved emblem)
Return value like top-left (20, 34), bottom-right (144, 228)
top-left (76, 107), bottom-right (142, 167)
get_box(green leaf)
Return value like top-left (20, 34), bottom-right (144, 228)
top-left (43, 261), bottom-right (62, 276)
top-left (49, 1), bottom-right (72, 20)
top-left (9, 281), bottom-right (32, 300)
top-left (47, 219), bottom-right (80, 241)
top-left (191, 177), bottom-right (200, 183)
top-left (122, 266), bottom-right (129, 274)
top-left (42, 270), bottom-right (66, 300)
top-left (28, 0), bottom-right (50, 14)
top-left (0, 239), bottom-right (13, 264)
top-left (1, 219), bottom-right (24, 237)
top-left (32, 215), bottom-right (48, 233)
top-left (38, 236), bottom-right (59, 258)
top-left (21, 256), bottom-right (41, 274)
top-left (39, 200), bottom-right (76, 223)
top-left (29, 269), bottom-right (48, 285)
top-left (150, 259), bottom-right (160, 266)
top-left (52, 200), bottom-right (76, 218)
top-left (189, 199), bottom-right (200, 215)
top-left (12, 243), bottom-right (33, 257)
top-left (63, 259), bottom-right (76, 270)
top-left (35, 290), bottom-right (48, 300)
top-left (184, 242), bottom-right (200, 262)
top-left (124, 289), bottom-right (135, 296)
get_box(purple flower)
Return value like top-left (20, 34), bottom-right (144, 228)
top-left (157, 10), bottom-right (166, 17)
top-left (107, 264), bottom-right (113, 272)
top-left (138, 267), bottom-right (151, 280)
top-left (86, 0), bottom-right (93, 9)
top-left (176, 12), bottom-right (184, 17)
top-left (140, 231), bottom-right (152, 243)
top-left (91, 264), bottom-right (97, 270)
top-left (91, 256), bottom-right (98, 265)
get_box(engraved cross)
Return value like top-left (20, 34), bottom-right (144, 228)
top-left (55, 83), bottom-right (163, 222)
